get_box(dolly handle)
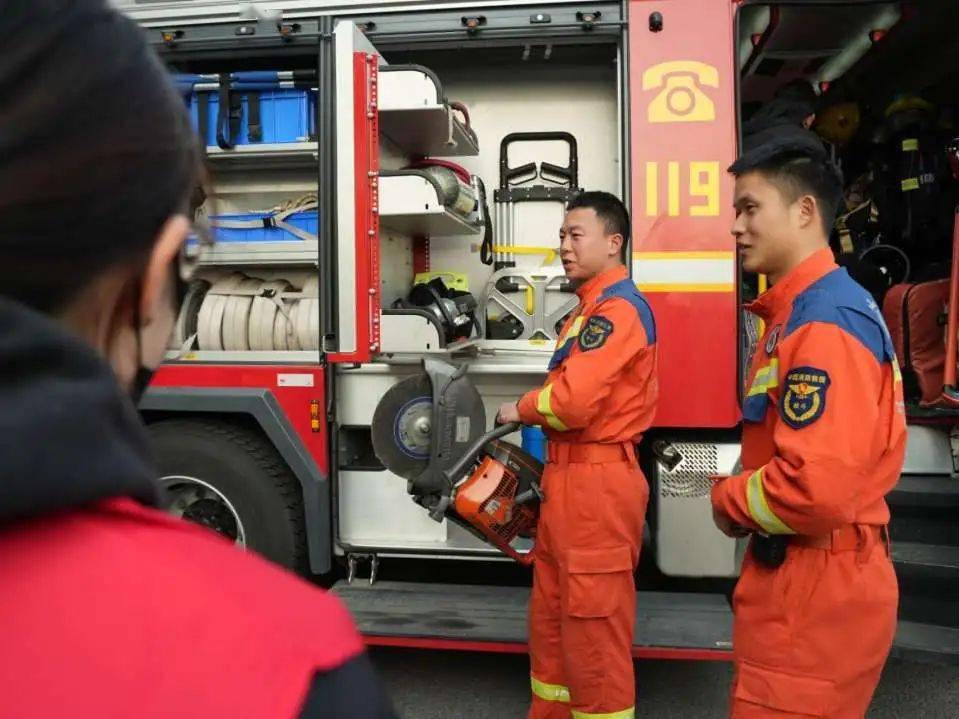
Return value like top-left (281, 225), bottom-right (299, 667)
top-left (442, 422), bottom-right (521, 484)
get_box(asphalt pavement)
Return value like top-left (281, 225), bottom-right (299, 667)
top-left (372, 648), bottom-right (959, 718)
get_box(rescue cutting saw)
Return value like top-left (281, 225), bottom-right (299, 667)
top-left (370, 358), bottom-right (543, 565)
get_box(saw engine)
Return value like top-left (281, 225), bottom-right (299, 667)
top-left (370, 359), bottom-right (543, 565)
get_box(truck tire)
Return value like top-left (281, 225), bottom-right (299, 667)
top-left (148, 418), bottom-right (308, 572)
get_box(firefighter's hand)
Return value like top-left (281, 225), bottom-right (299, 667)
top-left (712, 505), bottom-right (750, 538)
top-left (497, 402), bottom-right (521, 424)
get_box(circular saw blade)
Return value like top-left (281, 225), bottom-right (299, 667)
top-left (371, 374), bottom-right (435, 479)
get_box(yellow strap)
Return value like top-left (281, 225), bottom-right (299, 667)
top-left (530, 676), bottom-right (570, 703)
top-left (536, 384), bottom-right (570, 432)
top-left (747, 359), bottom-right (779, 397)
top-left (746, 468), bottom-right (795, 535)
top-left (492, 245), bottom-right (558, 266)
top-left (571, 708), bottom-right (635, 719)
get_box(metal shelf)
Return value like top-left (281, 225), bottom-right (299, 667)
top-left (379, 106), bottom-right (479, 158)
top-left (193, 240), bottom-right (319, 267)
top-left (203, 142), bottom-right (318, 171)
top-left (379, 206), bottom-right (480, 237)
top-left (378, 173), bottom-right (482, 238)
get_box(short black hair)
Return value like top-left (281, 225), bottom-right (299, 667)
top-left (728, 135), bottom-right (842, 236)
top-left (566, 191), bottom-right (630, 263)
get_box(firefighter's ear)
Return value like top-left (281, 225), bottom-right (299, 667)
top-left (608, 233), bottom-right (624, 259)
top-left (796, 194), bottom-right (818, 231)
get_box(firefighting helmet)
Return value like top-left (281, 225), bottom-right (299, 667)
top-left (814, 102), bottom-right (861, 147)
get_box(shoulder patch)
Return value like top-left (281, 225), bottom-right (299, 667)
top-left (780, 366), bottom-right (831, 429)
top-left (600, 279), bottom-right (656, 344)
top-left (785, 268), bottom-right (894, 363)
top-left (578, 315), bottom-right (613, 351)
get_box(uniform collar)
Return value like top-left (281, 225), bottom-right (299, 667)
top-left (575, 264), bottom-right (628, 304)
top-left (746, 247), bottom-right (836, 320)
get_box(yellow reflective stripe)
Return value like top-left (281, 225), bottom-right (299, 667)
top-left (746, 468), bottom-right (795, 535)
top-left (892, 356), bottom-right (903, 383)
top-left (747, 359), bottom-right (779, 397)
top-left (537, 384), bottom-right (570, 432)
top-left (902, 138), bottom-right (919, 151)
top-left (531, 676), bottom-right (570, 703)
top-left (558, 316), bottom-right (586, 345)
top-left (901, 177), bottom-right (919, 191)
top-left (571, 708), bottom-right (635, 719)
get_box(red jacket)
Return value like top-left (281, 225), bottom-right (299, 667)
top-left (0, 498), bottom-right (366, 717)
top-left (0, 298), bottom-right (392, 718)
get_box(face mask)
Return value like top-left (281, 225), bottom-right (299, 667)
top-left (129, 268), bottom-right (189, 405)
top-left (129, 365), bottom-right (156, 406)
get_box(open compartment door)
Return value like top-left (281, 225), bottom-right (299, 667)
top-left (325, 21), bottom-right (381, 364)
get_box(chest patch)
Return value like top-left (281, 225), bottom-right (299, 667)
top-left (780, 366), bottom-right (831, 429)
top-left (578, 315), bottom-right (613, 351)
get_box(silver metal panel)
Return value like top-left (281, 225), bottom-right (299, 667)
top-left (379, 312), bottom-right (444, 353)
top-left (204, 142), bottom-right (318, 171)
top-left (119, 1), bottom-right (602, 26)
top-left (903, 425), bottom-right (953, 476)
top-left (197, 241), bottom-right (320, 267)
top-left (164, 350), bottom-right (319, 363)
top-left (338, 469), bottom-right (449, 545)
top-left (655, 441), bottom-right (741, 578)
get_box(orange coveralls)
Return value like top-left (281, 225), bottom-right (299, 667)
top-left (517, 264), bottom-right (658, 719)
top-left (712, 248), bottom-right (906, 718)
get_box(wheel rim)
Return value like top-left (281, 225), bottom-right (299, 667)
top-left (160, 475), bottom-right (247, 547)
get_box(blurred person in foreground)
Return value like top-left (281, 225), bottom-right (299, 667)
top-left (0, 2), bottom-right (395, 716)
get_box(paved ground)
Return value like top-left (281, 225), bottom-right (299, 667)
top-left (372, 648), bottom-right (959, 718)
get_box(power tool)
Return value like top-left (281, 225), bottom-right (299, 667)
top-left (370, 359), bottom-right (543, 564)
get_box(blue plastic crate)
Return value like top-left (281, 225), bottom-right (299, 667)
top-left (188, 89), bottom-right (315, 147)
top-left (210, 210), bottom-right (318, 243)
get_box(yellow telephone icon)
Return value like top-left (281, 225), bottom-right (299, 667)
top-left (643, 60), bottom-right (719, 124)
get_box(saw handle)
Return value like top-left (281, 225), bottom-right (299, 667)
top-left (442, 422), bottom-right (521, 485)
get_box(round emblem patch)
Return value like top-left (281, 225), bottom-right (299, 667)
top-left (578, 316), bottom-right (614, 352)
top-left (780, 366), bottom-right (831, 429)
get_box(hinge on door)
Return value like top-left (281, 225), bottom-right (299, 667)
top-left (347, 553), bottom-right (380, 585)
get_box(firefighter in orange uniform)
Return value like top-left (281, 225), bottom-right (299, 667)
top-left (497, 191), bottom-right (657, 719)
top-left (711, 138), bottom-right (905, 718)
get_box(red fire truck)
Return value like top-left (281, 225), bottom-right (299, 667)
top-left (121, 0), bottom-right (958, 663)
